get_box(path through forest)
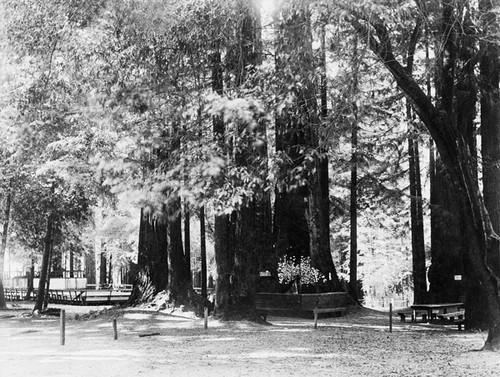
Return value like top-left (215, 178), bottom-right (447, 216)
top-left (0, 303), bottom-right (498, 376)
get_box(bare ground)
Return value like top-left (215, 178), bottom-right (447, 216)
top-left (1, 302), bottom-right (499, 377)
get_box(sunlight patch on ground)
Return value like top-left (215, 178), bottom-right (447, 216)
top-left (211, 350), bottom-right (340, 359)
top-left (155, 315), bottom-right (192, 322)
top-left (199, 337), bottom-right (238, 342)
top-left (123, 313), bottom-right (153, 320)
top-left (268, 328), bottom-right (313, 333)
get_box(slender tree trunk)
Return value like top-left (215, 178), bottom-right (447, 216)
top-left (43, 242), bottom-right (53, 310)
top-left (34, 215), bottom-right (54, 312)
top-left (69, 249), bottom-right (74, 278)
top-left (0, 190), bottom-right (12, 309)
top-left (349, 105), bottom-right (358, 300)
top-left (25, 258), bottom-right (34, 301)
top-left (200, 206), bottom-right (207, 301)
top-left (100, 252), bottom-right (107, 287)
top-left (184, 202), bottom-right (192, 286)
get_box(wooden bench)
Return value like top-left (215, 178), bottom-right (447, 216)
top-left (397, 311), bottom-right (429, 322)
top-left (255, 292), bottom-right (349, 323)
top-left (437, 310), bottom-right (465, 330)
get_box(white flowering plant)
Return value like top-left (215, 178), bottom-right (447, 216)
top-left (277, 256), bottom-right (326, 286)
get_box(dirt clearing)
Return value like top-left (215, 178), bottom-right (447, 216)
top-left (1, 303), bottom-right (499, 376)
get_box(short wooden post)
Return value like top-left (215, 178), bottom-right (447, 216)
top-left (389, 303), bottom-right (393, 333)
top-left (204, 307), bottom-right (208, 330)
top-left (314, 299), bottom-right (319, 329)
top-left (113, 318), bottom-right (118, 340)
top-left (60, 309), bottom-right (66, 345)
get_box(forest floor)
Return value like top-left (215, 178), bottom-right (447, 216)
top-left (1, 302), bottom-right (499, 377)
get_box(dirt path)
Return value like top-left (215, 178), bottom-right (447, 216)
top-left (1, 303), bottom-right (499, 376)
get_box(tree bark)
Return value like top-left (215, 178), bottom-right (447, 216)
top-left (479, 0), bottom-right (500, 281)
top-left (0, 190), bottom-right (12, 309)
top-left (404, 22), bottom-right (427, 304)
top-left (408, 128), bottom-right (427, 304)
top-left (200, 206), bottom-right (207, 301)
top-left (184, 202), bottom-right (192, 286)
top-left (130, 208), bottom-right (169, 304)
top-left (34, 215), bottom-right (54, 312)
top-left (275, 1), bottom-right (341, 289)
top-left (350, 4), bottom-right (500, 348)
top-left (167, 199), bottom-right (189, 303)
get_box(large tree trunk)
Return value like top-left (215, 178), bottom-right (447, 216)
top-left (479, 0), bottom-right (500, 284)
top-left (214, 213), bottom-right (236, 316)
top-left (211, 39), bottom-right (238, 316)
top-left (275, 1), bottom-right (341, 289)
top-left (167, 199), bottom-right (190, 304)
top-left (428, 152), bottom-right (464, 303)
top-left (350, 1), bottom-right (500, 349)
top-left (231, 0), bottom-right (274, 307)
top-left (129, 208), bottom-right (168, 304)
top-left (404, 17), bottom-right (428, 305)
top-left (408, 129), bottom-right (427, 304)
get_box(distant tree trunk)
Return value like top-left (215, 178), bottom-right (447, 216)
top-left (0, 190), bottom-right (12, 309)
top-left (34, 215), bottom-right (54, 312)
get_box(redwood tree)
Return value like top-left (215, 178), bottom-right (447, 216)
top-left (348, 0), bottom-right (500, 349)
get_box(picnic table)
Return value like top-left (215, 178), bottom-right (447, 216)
top-left (410, 303), bottom-right (464, 322)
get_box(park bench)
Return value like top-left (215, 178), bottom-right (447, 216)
top-left (79, 290), bottom-right (131, 305)
top-left (255, 292), bottom-right (349, 322)
top-left (397, 311), bottom-right (428, 323)
top-left (437, 310), bottom-right (465, 330)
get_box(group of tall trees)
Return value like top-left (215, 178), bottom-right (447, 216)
top-left (1, 0), bottom-right (499, 350)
